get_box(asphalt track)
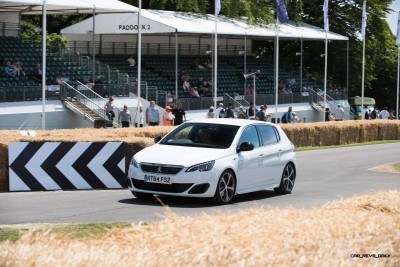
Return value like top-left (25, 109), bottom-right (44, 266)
top-left (0, 143), bottom-right (399, 225)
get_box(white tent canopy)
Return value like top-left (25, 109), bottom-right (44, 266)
top-left (0, 0), bottom-right (138, 14)
top-left (61, 9), bottom-right (348, 41)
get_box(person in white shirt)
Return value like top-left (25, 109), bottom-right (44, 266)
top-left (380, 107), bottom-right (390, 120)
top-left (215, 103), bottom-right (224, 118)
top-left (335, 104), bottom-right (345, 121)
top-left (126, 56), bottom-right (135, 67)
top-left (134, 107), bottom-right (144, 127)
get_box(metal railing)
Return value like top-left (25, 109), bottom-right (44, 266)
top-left (75, 81), bottom-right (121, 126)
top-left (61, 82), bottom-right (108, 122)
top-left (308, 88), bottom-right (350, 120)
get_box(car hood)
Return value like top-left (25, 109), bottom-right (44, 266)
top-left (134, 144), bottom-right (232, 167)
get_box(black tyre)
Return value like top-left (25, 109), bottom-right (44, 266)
top-left (274, 163), bottom-right (296, 194)
top-left (213, 170), bottom-right (236, 204)
top-left (131, 191), bottom-right (154, 199)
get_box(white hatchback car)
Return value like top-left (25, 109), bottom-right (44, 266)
top-left (128, 119), bottom-right (296, 204)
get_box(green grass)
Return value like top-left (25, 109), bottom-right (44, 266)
top-left (296, 140), bottom-right (400, 152)
top-left (0, 222), bottom-right (132, 242)
top-left (392, 162), bottom-right (400, 172)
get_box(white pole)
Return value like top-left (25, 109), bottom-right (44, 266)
top-left (274, 18), bottom-right (279, 123)
top-left (253, 74), bottom-right (256, 108)
top-left (397, 46), bottom-right (400, 120)
top-left (92, 8), bottom-right (96, 85)
top-left (244, 33), bottom-right (247, 95)
top-left (214, 9), bottom-right (218, 108)
top-left (300, 38), bottom-right (303, 94)
top-left (361, 0), bottom-right (366, 118)
top-left (137, 0), bottom-right (142, 108)
top-left (361, 32), bottom-right (366, 119)
top-left (175, 31), bottom-right (178, 105)
top-left (41, 0), bottom-right (46, 130)
top-left (323, 32), bottom-right (328, 122)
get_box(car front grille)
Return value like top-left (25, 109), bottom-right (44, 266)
top-left (140, 164), bottom-right (183, 175)
top-left (132, 178), bottom-right (193, 193)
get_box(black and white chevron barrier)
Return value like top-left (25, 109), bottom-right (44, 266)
top-left (8, 142), bottom-right (126, 191)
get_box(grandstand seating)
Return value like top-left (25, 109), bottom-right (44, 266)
top-left (1, 36), bottom-right (92, 101)
top-left (96, 54), bottom-right (321, 100)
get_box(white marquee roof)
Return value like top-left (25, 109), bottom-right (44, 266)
top-left (0, 0), bottom-right (138, 14)
top-left (61, 9), bottom-right (348, 41)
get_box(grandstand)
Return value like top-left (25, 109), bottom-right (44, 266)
top-left (0, 36), bottom-right (93, 102)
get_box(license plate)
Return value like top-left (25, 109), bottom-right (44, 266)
top-left (144, 175), bottom-right (172, 184)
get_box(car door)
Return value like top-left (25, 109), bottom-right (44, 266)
top-left (256, 125), bottom-right (282, 187)
top-left (236, 125), bottom-right (263, 192)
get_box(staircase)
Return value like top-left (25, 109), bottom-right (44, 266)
top-left (61, 82), bottom-right (116, 128)
top-left (309, 88), bottom-right (350, 120)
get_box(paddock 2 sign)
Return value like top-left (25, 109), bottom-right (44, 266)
top-left (118, 24), bottom-right (151, 31)
top-left (8, 142), bottom-right (126, 191)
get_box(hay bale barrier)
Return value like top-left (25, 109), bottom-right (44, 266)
top-left (0, 191), bottom-right (398, 266)
top-left (1, 121), bottom-right (400, 191)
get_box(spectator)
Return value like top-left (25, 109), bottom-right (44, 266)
top-left (61, 72), bottom-right (72, 85)
top-left (362, 105), bottom-right (370, 120)
top-left (256, 105), bottom-right (267, 121)
top-left (3, 61), bottom-right (15, 78)
top-left (380, 107), bottom-right (390, 120)
top-left (118, 105), bottom-right (132, 127)
top-left (126, 55), bottom-right (135, 67)
top-left (182, 77), bottom-right (191, 93)
top-left (134, 106), bottom-right (144, 128)
top-left (335, 104), bottom-right (345, 121)
top-left (206, 106), bottom-right (215, 118)
top-left (104, 97), bottom-right (115, 120)
top-left (13, 61), bottom-right (25, 77)
top-left (237, 107), bottom-right (247, 119)
top-left (292, 112), bottom-right (300, 123)
top-left (281, 106), bottom-right (293, 124)
top-left (189, 87), bottom-right (201, 98)
top-left (198, 78), bottom-right (211, 96)
top-left (162, 106), bottom-right (175, 126)
top-left (172, 103), bottom-right (186, 125)
top-left (146, 100), bottom-right (160, 126)
top-left (31, 63), bottom-right (42, 83)
top-left (325, 108), bottom-right (331, 121)
top-left (225, 103), bottom-right (235, 118)
top-left (264, 105), bottom-right (271, 121)
top-left (370, 107), bottom-right (378, 120)
top-left (215, 103), bottom-right (225, 118)
top-left (55, 73), bottom-right (64, 86)
top-left (245, 85), bottom-right (252, 95)
top-left (246, 102), bottom-right (257, 119)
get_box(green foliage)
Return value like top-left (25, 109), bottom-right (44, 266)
top-left (21, 20), bottom-right (68, 52)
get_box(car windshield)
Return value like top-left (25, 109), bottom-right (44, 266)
top-left (159, 123), bottom-right (240, 149)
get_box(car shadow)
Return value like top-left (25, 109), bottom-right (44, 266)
top-left (118, 190), bottom-right (280, 208)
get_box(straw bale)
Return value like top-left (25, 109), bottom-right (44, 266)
top-left (0, 191), bottom-right (398, 266)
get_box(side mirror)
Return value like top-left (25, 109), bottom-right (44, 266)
top-left (154, 136), bottom-right (162, 143)
top-left (237, 142), bottom-right (254, 152)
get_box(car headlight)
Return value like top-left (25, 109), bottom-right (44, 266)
top-left (130, 157), bottom-right (138, 168)
top-left (186, 160), bottom-right (215, 172)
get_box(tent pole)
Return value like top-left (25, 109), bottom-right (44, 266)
top-left (92, 8), bottom-right (96, 85)
top-left (274, 18), bottom-right (279, 123)
top-left (41, 0), bottom-right (47, 130)
top-left (214, 8), bottom-right (218, 109)
top-left (137, 0), bottom-right (142, 108)
top-left (323, 32), bottom-right (328, 122)
top-left (175, 31), bottom-right (178, 106)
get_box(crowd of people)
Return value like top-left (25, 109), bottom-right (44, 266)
top-left (362, 106), bottom-right (395, 120)
top-left (179, 70), bottom-right (212, 98)
top-left (2, 60), bottom-right (43, 83)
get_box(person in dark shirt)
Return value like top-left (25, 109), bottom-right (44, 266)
top-left (172, 103), bottom-right (186, 125)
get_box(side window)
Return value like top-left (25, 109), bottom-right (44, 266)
top-left (238, 125), bottom-right (260, 148)
top-left (258, 125), bottom-right (278, 146)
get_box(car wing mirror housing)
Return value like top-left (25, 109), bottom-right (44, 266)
top-left (237, 142), bottom-right (254, 152)
top-left (154, 136), bottom-right (162, 143)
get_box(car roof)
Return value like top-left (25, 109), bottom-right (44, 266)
top-left (183, 118), bottom-right (276, 127)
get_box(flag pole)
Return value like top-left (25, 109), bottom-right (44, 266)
top-left (323, 32), bottom-right (328, 122)
top-left (274, 17), bottom-right (279, 123)
top-left (397, 46), bottom-right (399, 120)
top-left (361, 0), bottom-right (366, 118)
